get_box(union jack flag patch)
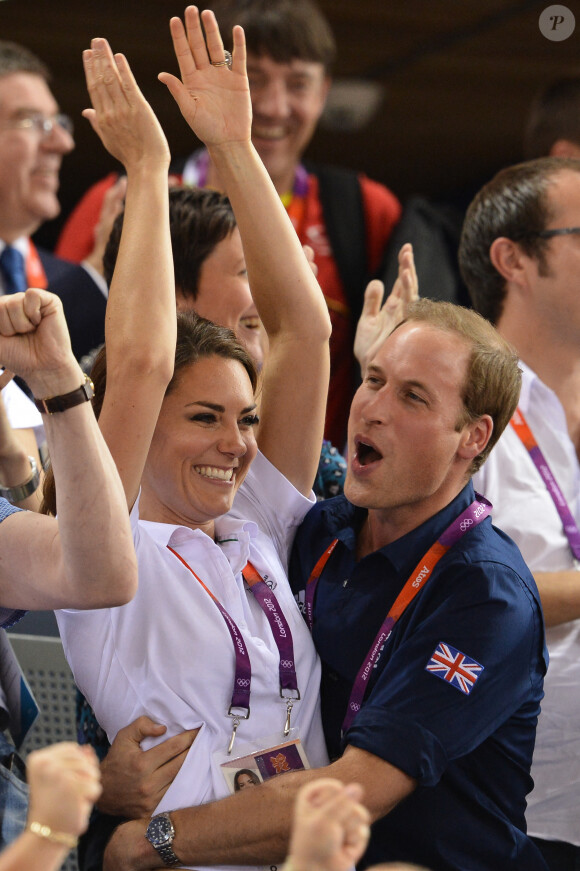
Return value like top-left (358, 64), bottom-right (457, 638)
top-left (425, 642), bottom-right (484, 695)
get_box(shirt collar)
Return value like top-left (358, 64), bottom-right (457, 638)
top-left (382, 481), bottom-right (476, 578)
top-left (131, 496), bottom-right (259, 548)
top-left (316, 483), bottom-right (477, 576)
top-left (0, 237), bottom-right (28, 258)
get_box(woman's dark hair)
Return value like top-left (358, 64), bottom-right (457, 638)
top-left (40, 312), bottom-right (258, 516)
top-left (233, 768), bottom-right (260, 790)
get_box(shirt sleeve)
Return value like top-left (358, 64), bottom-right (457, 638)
top-left (231, 451), bottom-right (316, 570)
top-left (345, 556), bottom-right (546, 787)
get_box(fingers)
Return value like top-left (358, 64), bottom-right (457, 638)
top-left (169, 12), bottom-right (200, 83)
top-left (83, 40), bottom-right (144, 129)
top-left (361, 280), bottom-right (385, 318)
top-left (231, 25), bottom-right (247, 75)
top-left (297, 777), bottom-right (343, 811)
top-left (0, 289), bottom-right (46, 336)
top-left (117, 715), bottom-right (168, 746)
top-left (200, 9), bottom-right (226, 66)
top-left (28, 742), bottom-right (103, 808)
top-left (157, 71), bottom-right (190, 112)
top-left (83, 42), bottom-right (116, 119)
top-left (113, 52), bottom-right (141, 101)
top-left (164, 6), bottom-right (245, 87)
top-left (88, 39), bottom-right (127, 111)
top-left (291, 779), bottom-right (371, 871)
top-left (145, 726), bottom-right (198, 768)
top-left (397, 242), bottom-right (419, 303)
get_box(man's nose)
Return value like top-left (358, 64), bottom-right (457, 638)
top-left (43, 122), bottom-right (75, 154)
top-left (253, 80), bottom-right (291, 119)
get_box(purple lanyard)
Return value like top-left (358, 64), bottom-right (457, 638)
top-left (511, 407), bottom-right (580, 560)
top-left (191, 149), bottom-right (309, 199)
top-left (304, 497), bottom-right (492, 733)
top-left (167, 547), bottom-right (299, 752)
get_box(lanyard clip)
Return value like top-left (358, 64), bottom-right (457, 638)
top-left (284, 699), bottom-right (294, 737)
top-left (227, 705), bottom-right (250, 756)
top-left (280, 688), bottom-right (300, 737)
top-left (227, 717), bottom-right (240, 755)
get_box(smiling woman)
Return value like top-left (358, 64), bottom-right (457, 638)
top-left (48, 9), bottom-right (331, 870)
top-left (133, 317), bottom-right (259, 532)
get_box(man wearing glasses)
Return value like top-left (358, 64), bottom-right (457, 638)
top-left (459, 156), bottom-right (580, 871)
top-left (0, 41), bottom-right (107, 364)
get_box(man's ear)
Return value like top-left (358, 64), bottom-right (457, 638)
top-left (457, 414), bottom-right (493, 462)
top-left (489, 237), bottom-right (527, 287)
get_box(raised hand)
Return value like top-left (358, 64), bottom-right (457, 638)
top-left (0, 289), bottom-right (80, 397)
top-left (82, 39), bottom-right (170, 173)
top-left (287, 779), bottom-right (371, 871)
top-left (354, 242), bottom-right (419, 372)
top-left (159, 6), bottom-right (251, 148)
top-left (26, 743), bottom-right (102, 841)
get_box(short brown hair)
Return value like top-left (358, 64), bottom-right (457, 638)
top-left (205, 0), bottom-right (336, 72)
top-left (0, 41), bottom-right (50, 81)
top-left (401, 299), bottom-right (521, 474)
top-left (459, 157), bottom-right (580, 325)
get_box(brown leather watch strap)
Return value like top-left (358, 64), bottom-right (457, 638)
top-left (34, 373), bottom-right (95, 415)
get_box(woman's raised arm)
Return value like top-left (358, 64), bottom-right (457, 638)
top-left (160, 7), bottom-right (331, 495)
top-left (82, 40), bottom-right (176, 508)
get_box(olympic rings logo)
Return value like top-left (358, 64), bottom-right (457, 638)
top-left (236, 678), bottom-right (250, 687)
top-left (460, 518), bottom-right (473, 531)
top-left (280, 660), bottom-right (294, 669)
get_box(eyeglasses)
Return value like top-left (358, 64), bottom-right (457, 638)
top-left (0, 113), bottom-right (74, 138)
top-left (525, 227), bottom-right (580, 240)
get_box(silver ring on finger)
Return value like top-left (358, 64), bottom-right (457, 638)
top-left (210, 50), bottom-right (232, 69)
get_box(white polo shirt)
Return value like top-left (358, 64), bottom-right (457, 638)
top-left (474, 362), bottom-right (580, 846)
top-left (57, 451), bottom-right (327, 871)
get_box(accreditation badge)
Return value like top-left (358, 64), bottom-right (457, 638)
top-left (213, 728), bottom-right (310, 795)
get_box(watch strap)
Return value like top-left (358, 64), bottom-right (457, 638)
top-left (0, 455), bottom-right (40, 503)
top-left (155, 841), bottom-right (182, 867)
top-left (34, 374), bottom-right (94, 415)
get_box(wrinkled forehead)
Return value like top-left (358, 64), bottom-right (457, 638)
top-left (370, 322), bottom-right (471, 391)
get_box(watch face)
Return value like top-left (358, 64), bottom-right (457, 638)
top-left (147, 814), bottom-right (173, 847)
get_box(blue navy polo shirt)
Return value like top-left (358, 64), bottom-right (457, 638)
top-left (290, 482), bottom-right (548, 871)
top-left (0, 497), bottom-right (19, 525)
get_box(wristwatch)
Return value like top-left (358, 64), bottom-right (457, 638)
top-left (0, 455), bottom-right (40, 503)
top-left (34, 373), bottom-right (94, 415)
top-left (145, 812), bottom-right (182, 867)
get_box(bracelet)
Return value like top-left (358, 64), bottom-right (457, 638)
top-left (0, 455), bottom-right (40, 503)
top-left (34, 373), bottom-right (94, 415)
top-left (27, 821), bottom-right (78, 849)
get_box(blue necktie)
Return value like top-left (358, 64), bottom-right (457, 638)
top-left (0, 246), bottom-right (27, 295)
